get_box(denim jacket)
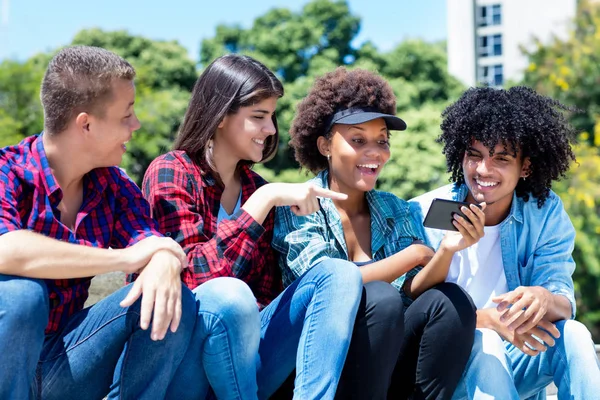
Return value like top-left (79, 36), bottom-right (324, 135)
top-left (272, 170), bottom-right (425, 302)
top-left (409, 183), bottom-right (577, 317)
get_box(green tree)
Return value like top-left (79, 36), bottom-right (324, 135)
top-left (72, 28), bottom-right (198, 91)
top-left (381, 40), bottom-right (464, 109)
top-left (554, 142), bottom-right (600, 339)
top-left (200, 0), bottom-right (360, 82)
top-left (0, 59), bottom-right (45, 146)
top-left (377, 105), bottom-right (450, 200)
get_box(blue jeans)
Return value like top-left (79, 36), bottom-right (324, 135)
top-left (0, 274), bottom-right (196, 400)
top-left (166, 277), bottom-right (261, 400)
top-left (258, 259), bottom-right (362, 399)
top-left (452, 321), bottom-right (600, 400)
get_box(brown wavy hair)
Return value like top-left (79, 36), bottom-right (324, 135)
top-left (174, 54), bottom-right (284, 172)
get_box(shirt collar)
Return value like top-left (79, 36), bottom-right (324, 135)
top-left (31, 133), bottom-right (62, 202)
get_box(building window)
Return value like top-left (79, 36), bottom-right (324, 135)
top-left (479, 64), bottom-right (504, 86)
top-left (478, 4), bottom-right (502, 27)
top-left (478, 34), bottom-right (502, 57)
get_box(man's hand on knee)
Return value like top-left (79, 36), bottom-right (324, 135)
top-left (120, 249), bottom-right (184, 341)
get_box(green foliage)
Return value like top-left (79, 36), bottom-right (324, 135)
top-left (377, 105), bottom-right (450, 200)
top-left (72, 28), bottom-right (198, 91)
top-left (0, 59), bottom-right (45, 146)
top-left (200, 0), bottom-right (359, 82)
top-left (554, 141), bottom-right (600, 339)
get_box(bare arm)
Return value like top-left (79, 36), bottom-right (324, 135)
top-left (243, 182), bottom-right (348, 224)
top-left (403, 246), bottom-right (455, 298)
top-left (0, 230), bottom-right (184, 279)
top-left (359, 244), bottom-right (431, 284)
top-left (405, 203), bottom-right (487, 299)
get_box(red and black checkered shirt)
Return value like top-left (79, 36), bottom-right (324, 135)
top-left (0, 135), bottom-right (161, 334)
top-left (142, 151), bottom-right (282, 307)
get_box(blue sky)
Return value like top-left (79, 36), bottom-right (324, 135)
top-left (0, 0), bottom-right (446, 62)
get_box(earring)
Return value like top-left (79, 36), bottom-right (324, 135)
top-left (522, 176), bottom-right (527, 181)
top-left (326, 154), bottom-right (331, 161)
top-left (208, 139), bottom-right (214, 150)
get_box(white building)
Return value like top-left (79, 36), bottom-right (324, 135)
top-left (447, 0), bottom-right (577, 87)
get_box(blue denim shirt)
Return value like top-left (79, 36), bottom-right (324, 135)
top-left (273, 170), bottom-right (425, 302)
top-left (409, 183), bottom-right (577, 318)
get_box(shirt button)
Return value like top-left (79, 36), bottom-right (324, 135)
top-left (165, 232), bottom-right (172, 237)
top-left (509, 221), bottom-right (513, 224)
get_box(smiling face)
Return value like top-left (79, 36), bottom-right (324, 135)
top-left (318, 118), bottom-right (391, 194)
top-left (84, 78), bottom-right (140, 168)
top-left (463, 140), bottom-right (530, 216)
top-left (214, 96), bottom-right (278, 164)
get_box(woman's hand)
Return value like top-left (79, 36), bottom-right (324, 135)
top-left (440, 203), bottom-right (487, 253)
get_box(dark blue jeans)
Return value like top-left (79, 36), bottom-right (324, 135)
top-left (0, 274), bottom-right (196, 400)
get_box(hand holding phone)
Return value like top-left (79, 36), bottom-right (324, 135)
top-left (423, 198), bottom-right (487, 253)
top-left (423, 199), bottom-right (482, 231)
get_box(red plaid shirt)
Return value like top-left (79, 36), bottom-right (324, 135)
top-left (142, 151), bottom-right (282, 307)
top-left (0, 135), bottom-right (161, 334)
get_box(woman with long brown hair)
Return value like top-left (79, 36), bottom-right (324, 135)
top-left (143, 54), bottom-right (362, 399)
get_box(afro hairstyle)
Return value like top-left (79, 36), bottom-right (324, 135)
top-left (289, 67), bottom-right (398, 174)
top-left (439, 86), bottom-right (577, 207)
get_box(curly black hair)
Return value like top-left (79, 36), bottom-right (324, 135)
top-left (439, 86), bottom-right (577, 207)
top-left (290, 67), bottom-right (397, 173)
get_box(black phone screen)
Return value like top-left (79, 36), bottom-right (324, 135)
top-left (423, 198), bottom-right (481, 231)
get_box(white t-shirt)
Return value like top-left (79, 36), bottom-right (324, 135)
top-left (445, 224), bottom-right (509, 309)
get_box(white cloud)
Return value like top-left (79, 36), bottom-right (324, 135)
top-left (1, 0), bottom-right (9, 26)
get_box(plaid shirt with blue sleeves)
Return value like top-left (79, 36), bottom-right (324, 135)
top-left (272, 169), bottom-right (427, 303)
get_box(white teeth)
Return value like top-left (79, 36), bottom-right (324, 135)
top-left (357, 164), bottom-right (379, 169)
top-left (476, 179), bottom-right (498, 187)
top-left (252, 139), bottom-right (265, 145)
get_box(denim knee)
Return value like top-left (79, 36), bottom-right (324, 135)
top-left (312, 258), bottom-right (363, 294)
top-left (555, 319), bottom-right (595, 355)
top-left (194, 277), bottom-right (259, 326)
top-left (0, 275), bottom-right (49, 335)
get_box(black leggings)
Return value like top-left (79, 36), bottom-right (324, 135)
top-left (335, 281), bottom-right (405, 399)
top-left (270, 281), bottom-right (404, 400)
top-left (269, 282), bottom-right (475, 400)
top-left (388, 282), bottom-right (477, 400)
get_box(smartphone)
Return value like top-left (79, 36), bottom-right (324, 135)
top-left (423, 198), bottom-right (481, 231)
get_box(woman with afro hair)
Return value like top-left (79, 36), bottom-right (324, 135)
top-left (272, 67), bottom-right (483, 399)
top-left (410, 86), bottom-right (600, 399)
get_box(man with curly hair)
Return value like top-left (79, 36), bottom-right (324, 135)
top-left (411, 86), bottom-right (600, 399)
top-left (273, 67), bottom-right (483, 399)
